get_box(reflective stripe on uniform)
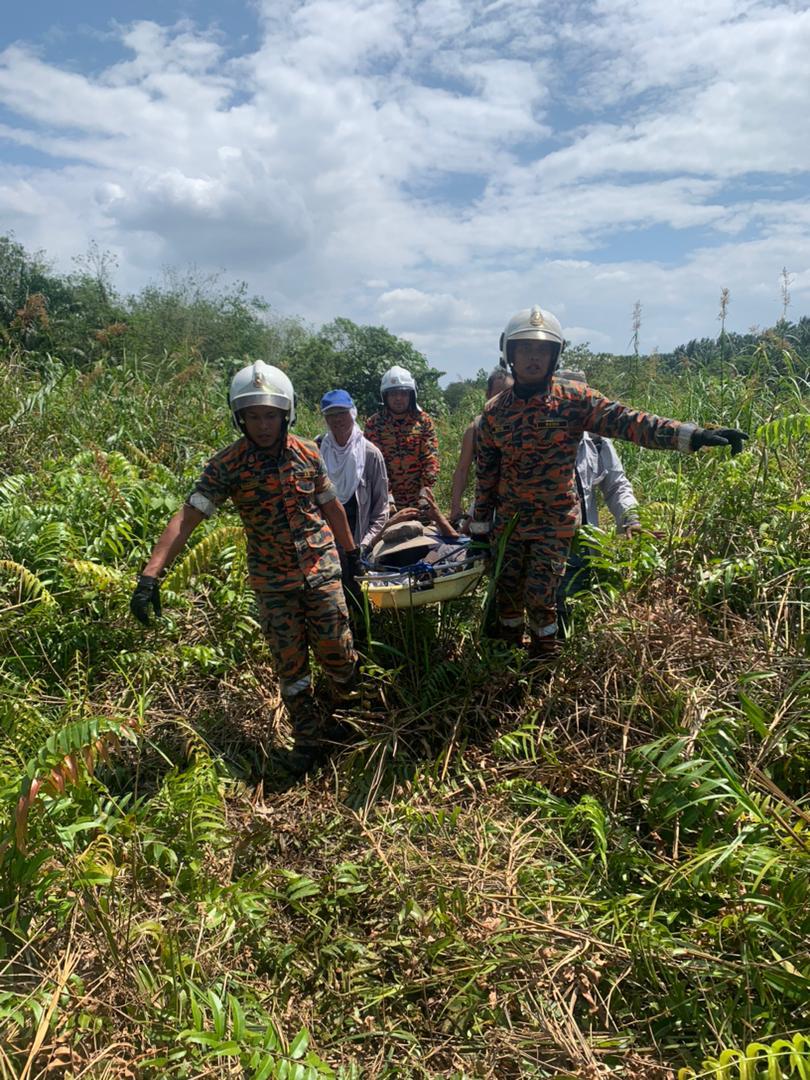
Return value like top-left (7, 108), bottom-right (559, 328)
top-left (498, 615), bottom-right (524, 628)
top-left (528, 618), bottom-right (557, 637)
top-left (281, 674), bottom-right (312, 699)
top-left (469, 520), bottom-right (491, 536)
top-left (187, 491), bottom-right (216, 517)
top-left (677, 422), bottom-right (698, 453)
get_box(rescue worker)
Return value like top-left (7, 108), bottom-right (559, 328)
top-left (364, 366), bottom-right (440, 512)
top-left (450, 368), bottom-right (514, 530)
top-left (130, 361), bottom-right (362, 773)
top-left (471, 306), bottom-right (748, 659)
top-left (318, 388), bottom-right (389, 616)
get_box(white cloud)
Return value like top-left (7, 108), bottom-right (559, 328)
top-left (101, 156), bottom-right (313, 266)
top-left (0, 0), bottom-right (807, 378)
top-left (376, 287), bottom-right (475, 329)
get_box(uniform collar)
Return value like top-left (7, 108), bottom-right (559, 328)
top-left (512, 380), bottom-right (552, 402)
top-left (244, 433), bottom-right (289, 466)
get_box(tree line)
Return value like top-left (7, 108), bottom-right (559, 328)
top-left (2, 232), bottom-right (807, 420)
top-left (0, 234), bottom-right (446, 417)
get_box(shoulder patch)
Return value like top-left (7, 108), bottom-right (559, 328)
top-left (288, 433), bottom-right (319, 459)
top-left (214, 437), bottom-right (249, 467)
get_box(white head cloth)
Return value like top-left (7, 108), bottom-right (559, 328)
top-left (320, 406), bottom-right (366, 505)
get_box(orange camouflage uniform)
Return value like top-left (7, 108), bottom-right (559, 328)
top-left (187, 433), bottom-right (356, 697)
top-left (364, 408), bottom-right (440, 510)
top-left (473, 380), bottom-right (697, 640)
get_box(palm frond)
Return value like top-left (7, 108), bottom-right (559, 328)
top-left (163, 525), bottom-right (244, 592)
top-left (756, 411), bottom-right (810, 448)
top-left (0, 560), bottom-right (57, 609)
top-left (67, 559), bottom-right (126, 591)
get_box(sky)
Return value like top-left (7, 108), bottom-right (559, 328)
top-left (1, 0), bottom-right (809, 381)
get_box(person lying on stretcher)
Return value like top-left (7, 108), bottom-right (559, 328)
top-left (366, 488), bottom-right (470, 571)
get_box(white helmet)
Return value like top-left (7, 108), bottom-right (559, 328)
top-left (500, 305), bottom-right (566, 374)
top-left (380, 365), bottom-right (417, 404)
top-left (228, 361), bottom-right (296, 430)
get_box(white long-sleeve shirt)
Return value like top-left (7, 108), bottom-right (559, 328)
top-left (576, 432), bottom-right (639, 529)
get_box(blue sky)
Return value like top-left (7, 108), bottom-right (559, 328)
top-left (1, 0), bottom-right (809, 380)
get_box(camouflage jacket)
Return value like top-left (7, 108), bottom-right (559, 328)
top-left (472, 380), bottom-right (696, 549)
top-left (186, 434), bottom-right (341, 591)
top-left (364, 408), bottom-right (440, 510)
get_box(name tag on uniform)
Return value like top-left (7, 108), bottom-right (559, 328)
top-left (533, 418), bottom-right (568, 429)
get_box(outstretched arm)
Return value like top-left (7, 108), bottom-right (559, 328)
top-left (580, 386), bottom-right (747, 455)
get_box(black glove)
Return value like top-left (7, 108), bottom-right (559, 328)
top-left (130, 574), bottom-right (161, 626)
top-left (344, 548), bottom-right (363, 580)
top-left (690, 427), bottom-right (748, 455)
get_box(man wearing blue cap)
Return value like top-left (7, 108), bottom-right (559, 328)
top-left (319, 390), bottom-right (390, 612)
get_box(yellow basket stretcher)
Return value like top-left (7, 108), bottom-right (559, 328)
top-left (359, 553), bottom-right (486, 610)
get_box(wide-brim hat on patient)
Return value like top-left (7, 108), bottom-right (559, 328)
top-left (370, 522), bottom-right (436, 568)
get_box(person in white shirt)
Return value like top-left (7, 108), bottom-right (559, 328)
top-left (555, 368), bottom-right (641, 626)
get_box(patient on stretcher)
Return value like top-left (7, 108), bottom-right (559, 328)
top-left (366, 489), bottom-right (469, 572)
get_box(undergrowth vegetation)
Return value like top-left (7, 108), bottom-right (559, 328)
top-left (0, 321), bottom-right (808, 1078)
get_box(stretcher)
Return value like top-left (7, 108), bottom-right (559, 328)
top-left (359, 553), bottom-right (486, 610)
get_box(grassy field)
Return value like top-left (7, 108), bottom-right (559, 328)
top-left (0, 341), bottom-right (808, 1079)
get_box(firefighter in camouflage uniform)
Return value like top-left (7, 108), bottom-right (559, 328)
top-left (364, 366), bottom-right (440, 511)
top-left (130, 361), bottom-right (361, 773)
top-left (471, 306), bottom-right (748, 659)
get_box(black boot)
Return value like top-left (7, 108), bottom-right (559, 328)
top-left (276, 691), bottom-right (326, 777)
top-left (527, 631), bottom-right (560, 668)
top-left (491, 622), bottom-right (525, 648)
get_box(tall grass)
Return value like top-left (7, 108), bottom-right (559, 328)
top-left (0, 339), bottom-right (807, 1078)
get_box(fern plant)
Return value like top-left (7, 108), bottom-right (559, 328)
top-left (2, 713), bottom-right (139, 856)
top-left (163, 525), bottom-right (244, 593)
top-left (756, 412), bottom-right (810, 448)
top-left (678, 1032), bottom-right (810, 1079)
top-left (0, 559), bottom-right (57, 611)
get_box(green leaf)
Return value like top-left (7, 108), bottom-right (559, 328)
top-left (284, 874), bottom-right (320, 903)
top-left (179, 1029), bottom-right (226, 1047)
top-left (304, 1050), bottom-right (335, 1076)
top-left (228, 993), bottom-right (246, 1043)
top-left (289, 1027), bottom-right (310, 1060)
top-left (208, 989), bottom-right (226, 1039)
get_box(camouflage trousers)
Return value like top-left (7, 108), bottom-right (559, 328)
top-left (495, 537), bottom-right (569, 643)
top-left (255, 579), bottom-right (357, 700)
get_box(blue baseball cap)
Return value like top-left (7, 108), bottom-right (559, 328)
top-left (320, 389), bottom-right (355, 413)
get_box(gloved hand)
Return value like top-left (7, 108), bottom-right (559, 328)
top-left (130, 574), bottom-right (161, 626)
top-left (344, 548), bottom-right (363, 580)
top-left (690, 427), bottom-right (748, 455)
